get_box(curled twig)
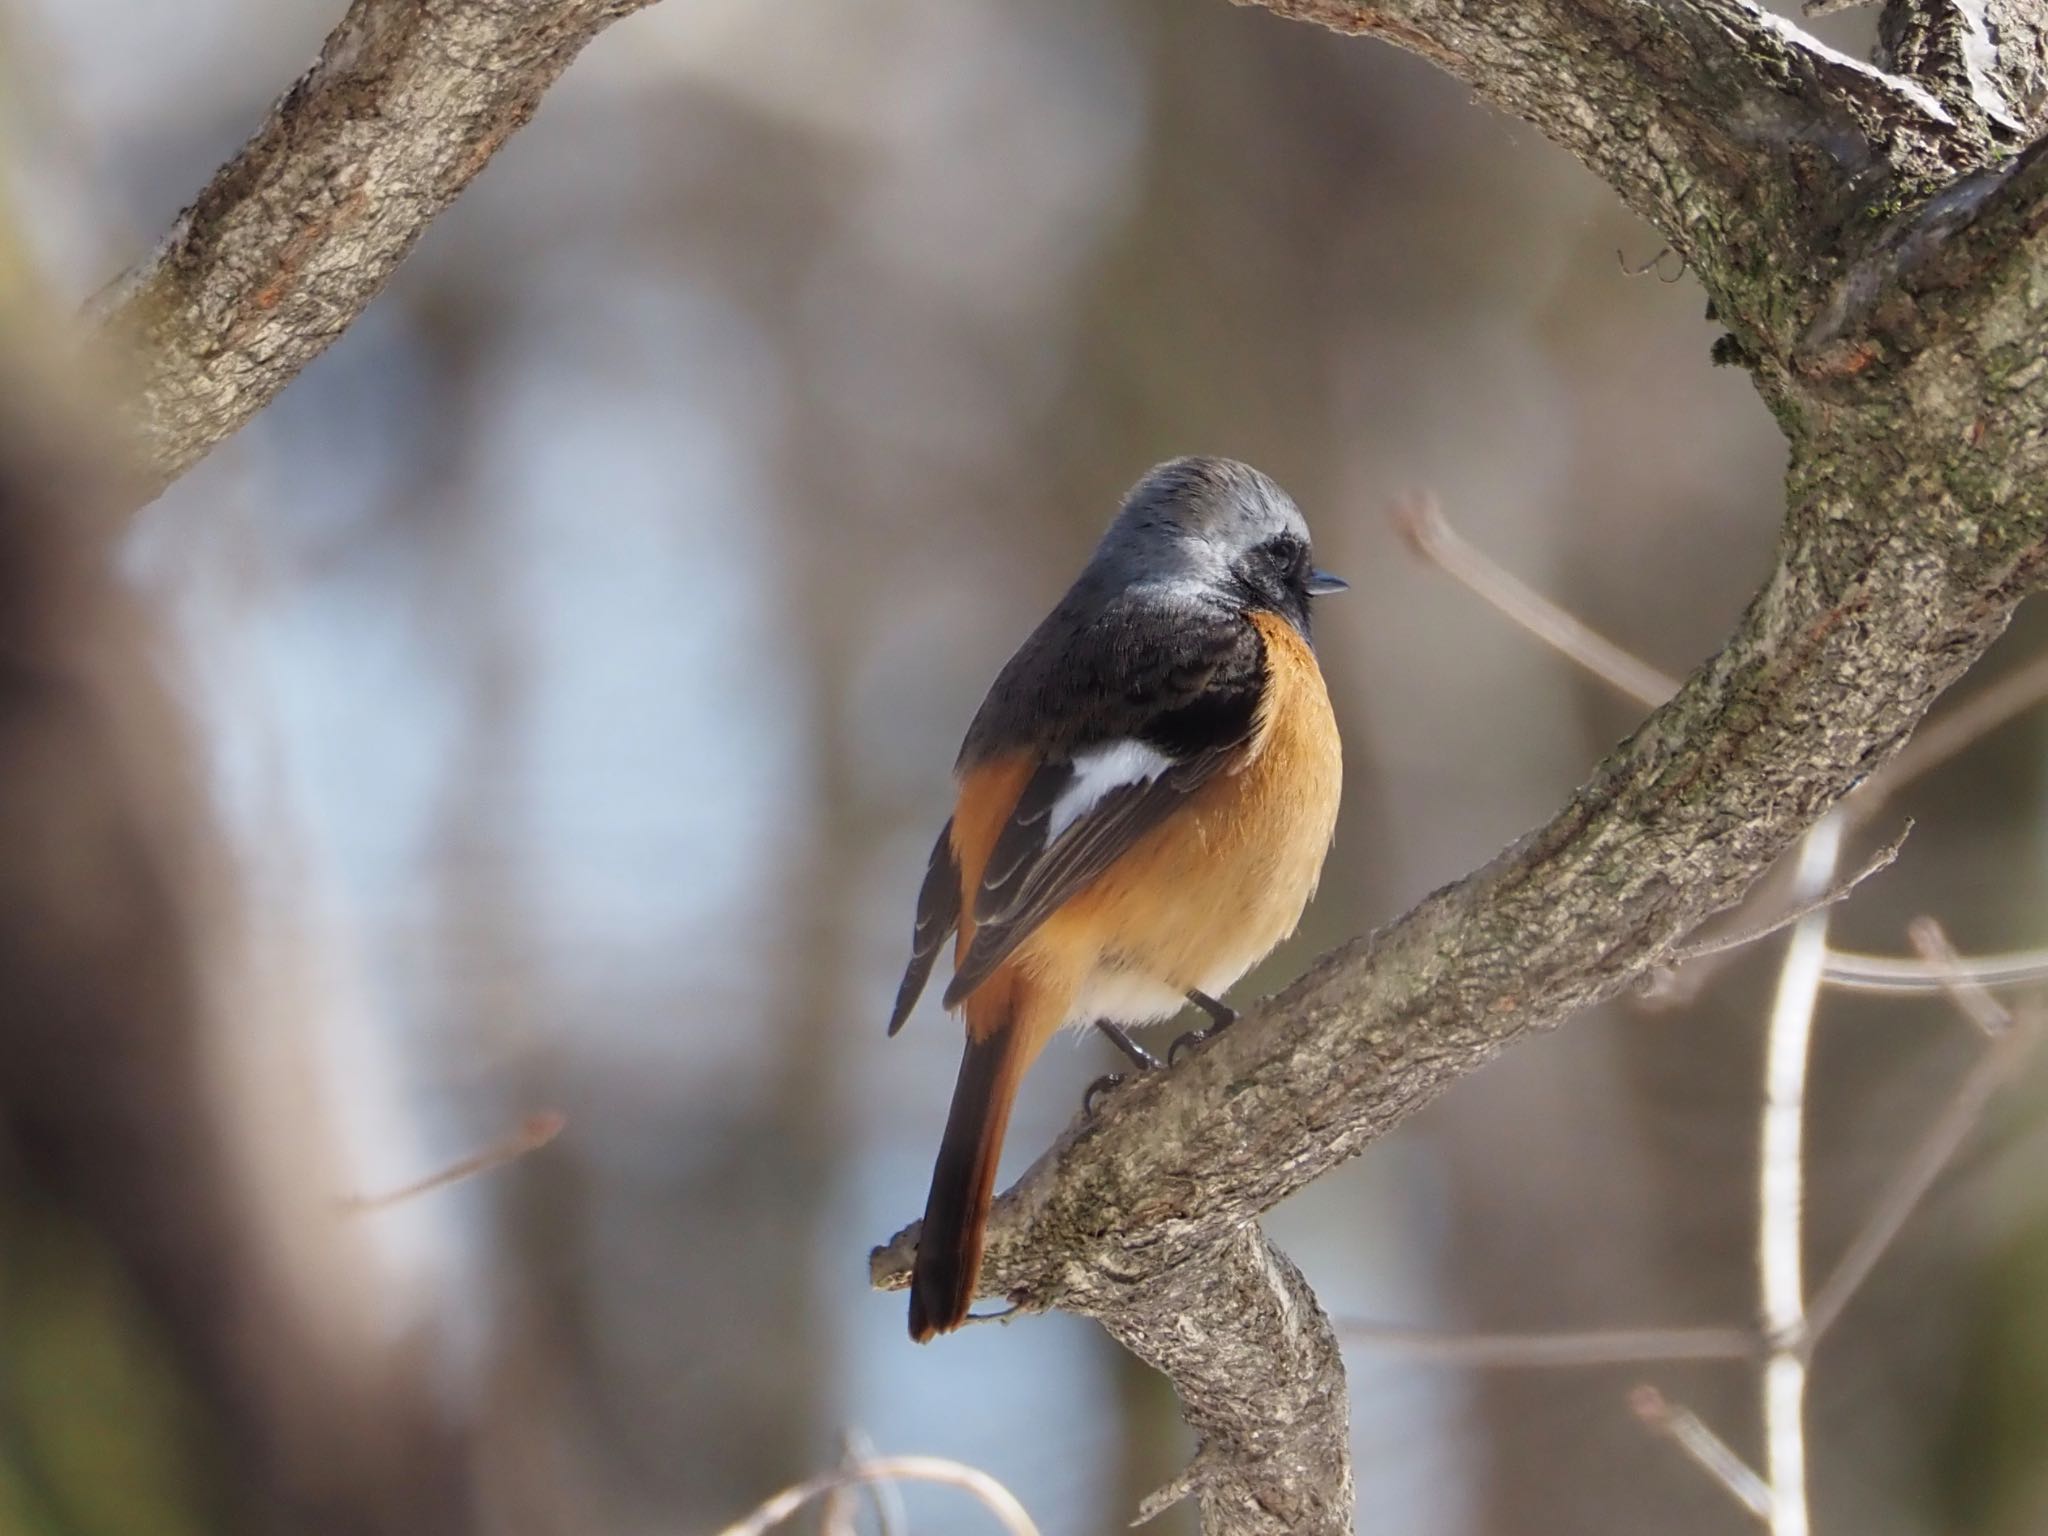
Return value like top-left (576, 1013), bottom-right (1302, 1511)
top-left (713, 1455), bottom-right (1041, 1536)
top-left (1617, 245), bottom-right (1688, 282)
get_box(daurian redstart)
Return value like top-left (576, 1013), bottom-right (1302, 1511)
top-left (888, 457), bottom-right (1345, 1341)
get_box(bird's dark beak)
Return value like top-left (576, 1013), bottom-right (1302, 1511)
top-left (1305, 568), bottom-right (1349, 596)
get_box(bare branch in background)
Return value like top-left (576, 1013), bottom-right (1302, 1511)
top-left (1389, 492), bottom-right (1677, 709)
top-left (1824, 945), bottom-right (2048, 995)
top-left (93, 0), bottom-right (658, 502)
top-left (1907, 916), bottom-right (2015, 1035)
top-left (818, 1430), bottom-right (906, 1536)
top-left (1802, 1008), bottom-right (2038, 1346)
top-left (1630, 1387), bottom-right (1775, 1521)
top-left (711, 1454), bottom-right (1042, 1536)
top-left (337, 1109), bottom-right (565, 1213)
top-left (1335, 1323), bottom-right (1756, 1368)
top-left (1755, 821), bottom-right (1843, 1536)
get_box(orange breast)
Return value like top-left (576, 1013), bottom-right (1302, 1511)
top-left (1018, 609), bottom-right (1342, 1023)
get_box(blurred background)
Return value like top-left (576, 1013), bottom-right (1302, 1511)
top-left (1, 1), bottom-right (2045, 1532)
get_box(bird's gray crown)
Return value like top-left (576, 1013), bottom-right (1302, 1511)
top-left (1090, 456), bottom-right (1310, 590)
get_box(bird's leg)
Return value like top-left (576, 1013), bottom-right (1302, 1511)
top-left (1169, 989), bottom-right (1240, 1064)
top-left (1084, 1020), bottom-right (1163, 1115)
top-left (1095, 1019), bottom-right (1163, 1072)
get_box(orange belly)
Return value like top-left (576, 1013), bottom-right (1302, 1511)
top-left (1012, 609), bottom-right (1341, 1027)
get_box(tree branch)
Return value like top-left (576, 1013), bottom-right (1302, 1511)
top-left (1877, 0), bottom-right (2048, 136)
top-left (1104, 1229), bottom-right (1351, 1533)
top-left (875, 7), bottom-right (2048, 1531)
top-left (1239, 0), bottom-right (1967, 353)
top-left (94, 0), bottom-right (655, 500)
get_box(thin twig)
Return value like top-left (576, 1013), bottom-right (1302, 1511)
top-left (1391, 493), bottom-right (2048, 811)
top-left (1616, 246), bottom-right (1687, 282)
top-left (337, 1110), bottom-right (564, 1212)
top-left (1389, 494), bottom-right (1680, 708)
top-left (1907, 916), bottom-right (2014, 1036)
top-left (1757, 819), bottom-right (1842, 1536)
top-left (820, 1429), bottom-right (904, 1536)
top-left (1337, 1321), bottom-right (1756, 1366)
top-left (1822, 944), bottom-right (2048, 996)
top-left (712, 1455), bottom-right (1042, 1536)
top-left (1630, 1386), bottom-right (1774, 1521)
top-left (1666, 824), bottom-right (1910, 967)
top-left (1802, 1013), bottom-right (2038, 1347)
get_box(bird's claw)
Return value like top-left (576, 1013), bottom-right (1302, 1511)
top-left (1083, 1072), bottom-right (1127, 1116)
top-left (1169, 992), bottom-right (1240, 1064)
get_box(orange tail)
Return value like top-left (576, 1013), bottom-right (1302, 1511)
top-left (909, 981), bottom-right (1036, 1342)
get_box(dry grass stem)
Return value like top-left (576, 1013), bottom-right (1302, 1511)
top-left (1822, 946), bottom-right (2048, 995)
top-left (1336, 1321), bottom-right (1755, 1366)
top-left (1907, 917), bottom-right (2015, 1036)
top-left (1755, 821), bottom-right (1843, 1536)
top-left (1389, 493), bottom-right (1679, 708)
top-left (1802, 1012), bottom-right (2039, 1347)
top-left (1630, 1386), bottom-right (1774, 1521)
top-left (713, 1455), bottom-right (1041, 1536)
top-left (338, 1110), bottom-right (565, 1213)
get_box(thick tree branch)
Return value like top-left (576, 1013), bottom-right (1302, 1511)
top-left (94, 0), bottom-right (654, 500)
top-left (1878, 0), bottom-right (2048, 136)
top-left (1242, 0), bottom-right (1970, 354)
top-left (876, 7), bottom-right (2048, 1531)
top-left (1108, 1230), bottom-right (1351, 1533)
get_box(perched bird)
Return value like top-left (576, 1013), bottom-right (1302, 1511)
top-left (888, 456), bottom-right (1346, 1342)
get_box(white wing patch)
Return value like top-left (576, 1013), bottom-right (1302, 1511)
top-left (1047, 739), bottom-right (1173, 842)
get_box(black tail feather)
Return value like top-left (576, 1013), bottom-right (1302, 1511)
top-left (909, 1027), bottom-right (1025, 1341)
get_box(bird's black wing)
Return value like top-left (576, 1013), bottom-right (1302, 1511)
top-left (887, 819), bottom-right (960, 1035)
top-left (941, 606), bottom-right (1266, 1010)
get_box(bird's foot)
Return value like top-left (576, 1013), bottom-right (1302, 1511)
top-left (1082, 1074), bottom-right (1122, 1116)
top-left (1168, 989), bottom-right (1240, 1065)
top-left (1085, 1020), bottom-right (1164, 1115)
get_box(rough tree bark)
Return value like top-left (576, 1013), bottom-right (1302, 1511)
top-left (868, 5), bottom-right (2048, 1532)
top-left (93, 0), bottom-right (656, 501)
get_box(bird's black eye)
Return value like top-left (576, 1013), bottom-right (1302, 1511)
top-left (1256, 534), bottom-right (1309, 584)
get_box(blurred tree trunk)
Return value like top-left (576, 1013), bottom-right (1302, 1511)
top-left (0, 251), bottom-right (475, 1532)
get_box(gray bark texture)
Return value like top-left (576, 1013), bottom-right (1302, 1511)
top-left (94, 0), bottom-right (654, 501)
top-left (870, 4), bottom-right (2048, 1532)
